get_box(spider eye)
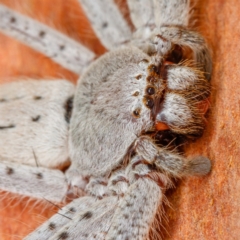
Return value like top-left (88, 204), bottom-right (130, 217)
top-left (144, 97), bottom-right (154, 109)
top-left (166, 45), bottom-right (183, 64)
top-left (146, 87), bottom-right (155, 95)
top-left (148, 64), bottom-right (159, 74)
top-left (133, 108), bottom-right (141, 117)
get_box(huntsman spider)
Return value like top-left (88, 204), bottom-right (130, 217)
top-left (0, 0), bottom-right (212, 239)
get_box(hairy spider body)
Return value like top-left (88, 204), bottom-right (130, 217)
top-left (0, 0), bottom-right (212, 239)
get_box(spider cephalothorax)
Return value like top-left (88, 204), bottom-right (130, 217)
top-left (68, 32), bottom-right (211, 185)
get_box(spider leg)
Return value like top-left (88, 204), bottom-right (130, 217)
top-left (156, 26), bottom-right (212, 80)
top-left (24, 196), bottom-right (97, 240)
top-left (0, 80), bottom-right (74, 169)
top-left (127, 0), bottom-right (155, 29)
top-left (104, 135), bottom-right (211, 239)
top-left (0, 161), bottom-right (68, 203)
top-left (153, 0), bottom-right (191, 27)
top-left (0, 4), bottom-right (95, 74)
top-left (128, 2), bottom-right (212, 80)
top-left (29, 174), bottom-right (161, 240)
top-left (78, 0), bottom-right (132, 50)
top-left (47, 196), bottom-right (118, 240)
top-left (135, 136), bottom-right (211, 178)
top-left (106, 177), bottom-right (162, 240)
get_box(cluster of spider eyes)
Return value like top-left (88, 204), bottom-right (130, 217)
top-left (145, 87), bottom-right (155, 108)
top-left (132, 83), bottom-right (156, 118)
top-left (132, 44), bottom-right (186, 118)
top-left (131, 60), bottom-right (165, 118)
top-left (131, 42), bottom-right (185, 119)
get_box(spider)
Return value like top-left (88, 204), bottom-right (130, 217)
top-left (0, 0), bottom-right (212, 239)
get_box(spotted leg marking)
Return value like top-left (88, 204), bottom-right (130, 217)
top-left (0, 4), bottom-right (94, 74)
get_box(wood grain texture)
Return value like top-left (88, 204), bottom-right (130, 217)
top-left (0, 0), bottom-right (239, 239)
top-left (165, 1), bottom-right (240, 239)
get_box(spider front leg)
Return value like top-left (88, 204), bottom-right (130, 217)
top-left (132, 26), bottom-right (212, 80)
top-left (106, 136), bottom-right (211, 240)
top-left (134, 135), bottom-right (211, 178)
top-left (153, 26), bottom-right (212, 80)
